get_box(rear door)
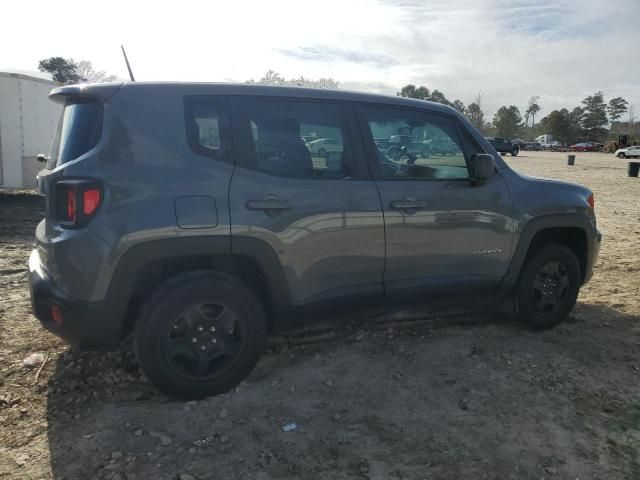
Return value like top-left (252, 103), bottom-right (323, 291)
top-left (357, 104), bottom-right (513, 301)
top-left (229, 97), bottom-right (385, 314)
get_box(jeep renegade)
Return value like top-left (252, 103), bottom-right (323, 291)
top-left (29, 83), bottom-right (601, 398)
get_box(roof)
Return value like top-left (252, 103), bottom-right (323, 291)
top-left (51, 81), bottom-right (459, 115)
top-left (0, 69), bottom-right (56, 85)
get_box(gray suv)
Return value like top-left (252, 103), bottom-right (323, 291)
top-left (29, 83), bottom-right (601, 398)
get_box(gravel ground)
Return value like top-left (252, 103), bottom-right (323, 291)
top-left (0, 151), bottom-right (639, 480)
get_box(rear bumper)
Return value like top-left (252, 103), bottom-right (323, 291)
top-left (29, 249), bottom-right (121, 350)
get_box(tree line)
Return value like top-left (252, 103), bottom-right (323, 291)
top-left (397, 84), bottom-right (632, 143)
top-left (38, 57), bottom-right (118, 83)
top-left (37, 59), bottom-right (633, 144)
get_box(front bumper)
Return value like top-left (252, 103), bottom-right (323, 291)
top-left (583, 229), bottom-right (602, 284)
top-left (29, 249), bottom-right (122, 350)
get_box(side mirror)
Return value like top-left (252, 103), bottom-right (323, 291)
top-left (470, 153), bottom-right (495, 186)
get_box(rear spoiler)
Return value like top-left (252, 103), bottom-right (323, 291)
top-left (49, 82), bottom-right (124, 104)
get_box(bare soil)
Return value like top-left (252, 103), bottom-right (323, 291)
top-left (1, 151), bottom-right (639, 480)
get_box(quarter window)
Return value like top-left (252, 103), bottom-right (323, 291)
top-left (362, 107), bottom-right (470, 180)
top-left (184, 97), bottom-right (231, 161)
top-left (235, 99), bottom-right (352, 179)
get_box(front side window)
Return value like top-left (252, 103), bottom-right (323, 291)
top-left (235, 99), bottom-right (352, 179)
top-left (49, 100), bottom-right (103, 167)
top-left (362, 107), bottom-right (470, 180)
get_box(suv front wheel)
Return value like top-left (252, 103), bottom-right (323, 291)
top-left (514, 243), bottom-right (580, 330)
top-left (134, 271), bottom-right (267, 399)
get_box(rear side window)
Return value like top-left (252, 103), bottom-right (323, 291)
top-left (184, 96), bottom-right (232, 162)
top-left (49, 100), bottom-right (103, 167)
top-left (233, 99), bottom-right (354, 179)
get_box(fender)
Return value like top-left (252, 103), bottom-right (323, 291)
top-left (104, 235), bottom-right (293, 341)
top-left (499, 213), bottom-right (598, 296)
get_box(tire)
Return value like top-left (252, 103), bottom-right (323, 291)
top-left (617, 152), bottom-right (626, 159)
top-left (317, 148), bottom-right (327, 158)
top-left (514, 243), bottom-right (581, 330)
top-left (134, 270), bottom-right (267, 399)
top-left (511, 148), bottom-right (519, 156)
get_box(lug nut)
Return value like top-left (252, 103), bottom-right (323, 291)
top-left (191, 338), bottom-right (198, 343)
top-left (197, 326), bottom-right (204, 332)
top-left (200, 345), bottom-right (206, 351)
top-left (210, 326), bottom-right (216, 332)
top-left (211, 338), bottom-right (218, 344)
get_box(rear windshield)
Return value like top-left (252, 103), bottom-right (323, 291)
top-left (49, 100), bottom-right (103, 167)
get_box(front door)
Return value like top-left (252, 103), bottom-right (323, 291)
top-left (357, 104), bottom-right (513, 300)
top-left (229, 98), bottom-right (385, 314)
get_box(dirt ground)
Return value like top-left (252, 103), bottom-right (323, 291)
top-left (1, 151), bottom-right (639, 480)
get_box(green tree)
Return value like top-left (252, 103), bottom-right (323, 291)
top-left (581, 91), bottom-right (608, 139)
top-left (607, 96), bottom-right (628, 123)
top-left (397, 84), bottom-right (430, 100)
top-left (493, 105), bottom-right (522, 138)
top-left (538, 109), bottom-right (571, 143)
top-left (38, 57), bottom-right (82, 84)
top-left (568, 107), bottom-right (584, 143)
top-left (452, 99), bottom-right (465, 115)
top-left (429, 89), bottom-right (449, 105)
top-left (466, 102), bottom-right (484, 131)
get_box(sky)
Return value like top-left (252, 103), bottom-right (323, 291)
top-left (2, 0), bottom-right (639, 119)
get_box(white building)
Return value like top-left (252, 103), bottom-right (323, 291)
top-left (0, 71), bottom-right (61, 189)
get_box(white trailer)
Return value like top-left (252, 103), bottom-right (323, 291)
top-left (0, 71), bottom-right (61, 189)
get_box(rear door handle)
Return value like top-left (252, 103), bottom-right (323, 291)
top-left (245, 199), bottom-right (292, 211)
top-left (390, 200), bottom-right (427, 210)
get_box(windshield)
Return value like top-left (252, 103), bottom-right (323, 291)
top-left (48, 100), bottom-right (103, 167)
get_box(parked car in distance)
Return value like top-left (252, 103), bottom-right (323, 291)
top-left (425, 137), bottom-right (459, 155)
top-left (570, 143), bottom-right (590, 152)
top-left (522, 142), bottom-right (541, 151)
top-left (571, 142), bottom-right (603, 152)
top-left (30, 82), bottom-right (601, 399)
top-left (512, 139), bottom-right (527, 149)
top-left (307, 137), bottom-right (342, 157)
top-left (615, 145), bottom-right (640, 158)
top-left (485, 137), bottom-right (519, 156)
top-left (387, 134), bottom-right (431, 159)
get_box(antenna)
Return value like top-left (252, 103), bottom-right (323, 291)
top-left (121, 45), bottom-right (136, 81)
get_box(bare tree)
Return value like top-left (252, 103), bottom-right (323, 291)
top-left (248, 70), bottom-right (338, 89)
top-left (75, 60), bottom-right (118, 83)
top-left (526, 96), bottom-right (541, 128)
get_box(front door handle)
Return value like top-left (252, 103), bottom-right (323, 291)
top-left (245, 198), bottom-right (292, 211)
top-left (390, 199), bottom-right (427, 210)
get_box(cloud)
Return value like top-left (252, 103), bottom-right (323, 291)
top-left (1, 0), bottom-right (638, 120)
top-left (278, 47), bottom-right (400, 67)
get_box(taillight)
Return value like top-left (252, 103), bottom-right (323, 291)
top-left (587, 193), bottom-right (595, 210)
top-left (54, 180), bottom-right (102, 227)
top-left (83, 189), bottom-right (101, 215)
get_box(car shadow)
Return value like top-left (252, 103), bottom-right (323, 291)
top-left (47, 302), bottom-right (640, 480)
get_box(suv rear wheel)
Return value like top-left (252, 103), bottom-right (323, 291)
top-left (514, 243), bottom-right (580, 330)
top-left (134, 271), bottom-right (267, 399)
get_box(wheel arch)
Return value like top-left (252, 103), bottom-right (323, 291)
top-left (500, 214), bottom-right (596, 296)
top-left (105, 236), bottom-right (291, 342)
